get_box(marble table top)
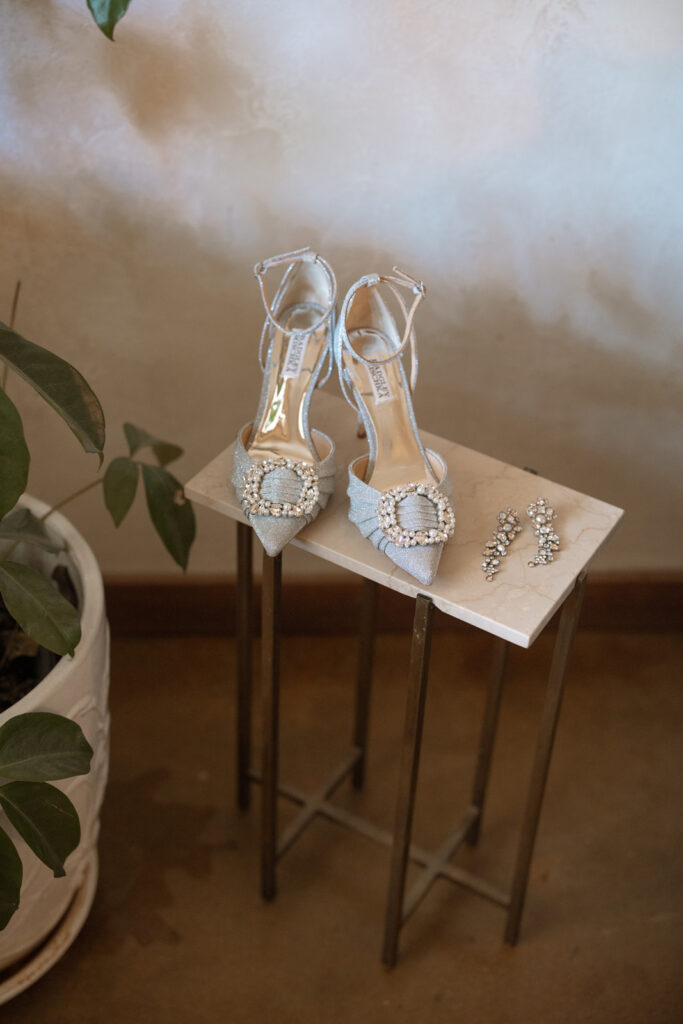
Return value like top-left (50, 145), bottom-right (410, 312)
top-left (186, 391), bottom-right (623, 648)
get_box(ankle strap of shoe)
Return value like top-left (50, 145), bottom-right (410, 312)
top-left (337, 267), bottom-right (426, 403)
top-left (254, 247), bottom-right (337, 342)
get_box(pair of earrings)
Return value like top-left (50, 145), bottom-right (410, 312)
top-left (481, 498), bottom-right (560, 582)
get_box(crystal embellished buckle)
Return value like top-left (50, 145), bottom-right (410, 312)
top-left (376, 482), bottom-right (455, 548)
top-left (242, 458), bottom-right (319, 518)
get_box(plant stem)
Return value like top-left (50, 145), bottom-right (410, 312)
top-left (39, 478), bottom-right (104, 522)
top-left (1, 281), bottom-right (21, 391)
top-left (9, 281), bottom-right (21, 329)
top-left (1, 478), bottom-right (103, 561)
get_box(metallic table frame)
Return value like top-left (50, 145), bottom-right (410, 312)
top-left (235, 520), bottom-right (587, 967)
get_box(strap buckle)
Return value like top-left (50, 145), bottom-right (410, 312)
top-left (390, 266), bottom-right (426, 297)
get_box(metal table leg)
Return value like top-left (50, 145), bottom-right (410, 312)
top-left (261, 552), bottom-right (282, 902)
top-left (236, 522), bottom-right (253, 811)
top-left (382, 594), bottom-right (435, 968)
top-left (242, 542), bottom-right (586, 953)
top-left (504, 571), bottom-right (587, 945)
top-left (352, 578), bottom-right (378, 789)
top-left (467, 637), bottom-right (509, 846)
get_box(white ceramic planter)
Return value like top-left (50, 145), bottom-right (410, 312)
top-left (0, 496), bottom-right (109, 985)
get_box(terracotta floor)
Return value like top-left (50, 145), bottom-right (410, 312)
top-left (2, 628), bottom-right (682, 1023)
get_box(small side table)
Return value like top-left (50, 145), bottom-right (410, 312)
top-left (186, 392), bottom-right (622, 966)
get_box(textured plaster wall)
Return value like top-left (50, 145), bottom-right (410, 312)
top-left (1, 0), bottom-right (682, 578)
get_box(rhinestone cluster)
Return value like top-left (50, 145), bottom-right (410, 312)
top-left (481, 508), bottom-right (522, 581)
top-left (241, 458), bottom-right (319, 518)
top-left (376, 483), bottom-right (455, 548)
top-left (526, 497), bottom-right (560, 566)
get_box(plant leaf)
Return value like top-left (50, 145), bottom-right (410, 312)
top-left (0, 388), bottom-right (29, 520)
top-left (0, 713), bottom-right (93, 782)
top-left (86, 0), bottom-right (134, 40)
top-left (123, 423), bottom-right (184, 467)
top-left (0, 562), bottom-right (81, 656)
top-left (0, 322), bottom-right (105, 466)
top-left (0, 508), bottom-right (63, 554)
top-left (0, 781), bottom-right (80, 877)
top-left (0, 826), bottom-right (22, 930)
top-left (103, 456), bottom-right (139, 527)
top-left (141, 465), bottom-right (195, 570)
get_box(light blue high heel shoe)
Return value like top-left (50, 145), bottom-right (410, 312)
top-left (335, 268), bottom-right (455, 585)
top-left (232, 247), bottom-right (337, 556)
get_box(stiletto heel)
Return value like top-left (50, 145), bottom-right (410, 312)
top-left (335, 268), bottom-right (455, 585)
top-left (232, 247), bottom-right (337, 556)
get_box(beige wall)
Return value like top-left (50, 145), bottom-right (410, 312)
top-left (1, 0), bottom-right (682, 579)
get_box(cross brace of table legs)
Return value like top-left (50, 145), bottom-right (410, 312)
top-left (249, 758), bottom-right (509, 909)
top-left (234, 522), bottom-right (587, 966)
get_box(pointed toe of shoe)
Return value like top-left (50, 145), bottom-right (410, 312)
top-left (386, 541), bottom-right (444, 586)
top-left (248, 514), bottom-right (309, 557)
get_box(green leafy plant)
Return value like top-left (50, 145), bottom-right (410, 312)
top-left (0, 314), bottom-right (195, 657)
top-left (86, 0), bottom-right (134, 41)
top-left (0, 284), bottom-right (195, 927)
top-left (0, 713), bottom-right (93, 929)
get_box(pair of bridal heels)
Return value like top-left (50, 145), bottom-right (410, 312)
top-left (231, 248), bottom-right (456, 586)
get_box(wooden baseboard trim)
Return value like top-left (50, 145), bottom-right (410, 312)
top-left (104, 573), bottom-right (682, 637)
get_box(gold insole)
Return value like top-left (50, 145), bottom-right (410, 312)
top-left (248, 303), bottom-right (328, 463)
top-left (344, 330), bottom-right (437, 492)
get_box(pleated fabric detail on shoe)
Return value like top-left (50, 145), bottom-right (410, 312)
top-left (259, 467), bottom-right (306, 505)
top-left (395, 494), bottom-right (440, 533)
